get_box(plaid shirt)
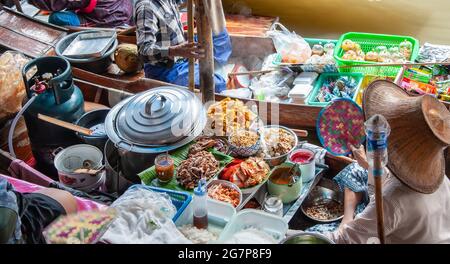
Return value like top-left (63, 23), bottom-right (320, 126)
top-left (134, 0), bottom-right (186, 66)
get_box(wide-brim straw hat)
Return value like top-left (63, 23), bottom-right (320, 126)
top-left (363, 80), bottom-right (450, 194)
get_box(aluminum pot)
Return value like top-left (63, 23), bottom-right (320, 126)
top-left (105, 86), bottom-right (206, 182)
top-left (259, 125), bottom-right (299, 167)
top-left (53, 144), bottom-right (103, 189)
top-left (104, 140), bottom-right (133, 194)
top-left (55, 30), bottom-right (118, 73)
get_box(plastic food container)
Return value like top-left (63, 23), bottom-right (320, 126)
top-left (306, 72), bottom-right (364, 107)
top-left (288, 84), bottom-right (314, 104)
top-left (334, 32), bottom-right (420, 77)
top-left (175, 198), bottom-right (236, 241)
top-left (128, 184), bottom-right (192, 222)
top-left (216, 209), bottom-right (288, 243)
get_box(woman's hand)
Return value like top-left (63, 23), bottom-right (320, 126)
top-left (350, 145), bottom-right (369, 170)
top-left (168, 42), bottom-right (205, 59)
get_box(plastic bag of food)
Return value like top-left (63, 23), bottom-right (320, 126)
top-left (0, 51), bottom-right (30, 119)
top-left (267, 23), bottom-right (311, 64)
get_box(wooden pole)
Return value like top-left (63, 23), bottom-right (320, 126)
top-left (187, 0), bottom-right (195, 92)
top-left (12, 0), bottom-right (22, 13)
top-left (374, 175), bottom-right (385, 244)
top-left (196, 0), bottom-right (215, 103)
top-left (365, 114), bottom-right (389, 244)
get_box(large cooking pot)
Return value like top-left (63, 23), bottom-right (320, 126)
top-left (105, 86), bottom-right (206, 182)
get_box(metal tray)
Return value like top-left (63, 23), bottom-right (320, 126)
top-left (237, 164), bottom-right (327, 224)
top-left (62, 31), bottom-right (117, 59)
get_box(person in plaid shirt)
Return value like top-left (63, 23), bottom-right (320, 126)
top-left (135, 0), bottom-right (231, 92)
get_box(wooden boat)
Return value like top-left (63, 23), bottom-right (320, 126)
top-left (0, 6), bottom-right (448, 173)
top-left (222, 0), bottom-right (450, 44)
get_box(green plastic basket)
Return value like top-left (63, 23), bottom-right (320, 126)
top-left (306, 72), bottom-right (364, 107)
top-left (334, 32), bottom-right (420, 77)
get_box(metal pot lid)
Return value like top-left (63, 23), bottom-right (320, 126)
top-left (105, 86), bottom-right (206, 152)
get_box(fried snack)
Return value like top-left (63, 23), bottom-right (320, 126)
top-left (208, 184), bottom-right (240, 207)
top-left (177, 151), bottom-right (219, 190)
top-left (261, 128), bottom-right (295, 158)
top-left (188, 136), bottom-right (228, 157)
top-left (230, 131), bottom-right (259, 147)
top-left (207, 98), bottom-right (257, 136)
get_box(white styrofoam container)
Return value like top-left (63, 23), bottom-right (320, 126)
top-left (288, 84), bottom-right (314, 104)
top-left (215, 209), bottom-right (289, 244)
top-left (175, 198), bottom-right (236, 238)
top-left (293, 72), bottom-right (319, 85)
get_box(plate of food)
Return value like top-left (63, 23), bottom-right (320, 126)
top-left (206, 97), bottom-right (258, 136)
top-left (219, 157), bottom-right (271, 194)
top-left (228, 129), bottom-right (261, 157)
top-left (301, 183), bottom-right (344, 223)
top-left (207, 179), bottom-right (242, 208)
top-left (188, 136), bottom-right (229, 156)
top-left (258, 125), bottom-right (298, 167)
top-left (176, 150), bottom-right (221, 190)
top-left (138, 137), bottom-right (234, 192)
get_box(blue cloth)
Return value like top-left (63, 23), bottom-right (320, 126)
top-left (48, 11), bottom-right (81, 27)
top-left (0, 177), bottom-right (21, 244)
top-left (306, 163), bottom-right (369, 233)
top-left (144, 29), bottom-right (232, 93)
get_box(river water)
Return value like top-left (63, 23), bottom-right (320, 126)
top-left (224, 0), bottom-right (450, 44)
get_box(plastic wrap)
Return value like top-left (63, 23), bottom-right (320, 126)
top-left (0, 52), bottom-right (30, 119)
top-left (267, 23), bottom-right (311, 64)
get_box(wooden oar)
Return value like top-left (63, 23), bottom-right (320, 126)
top-left (228, 69), bottom-right (277, 77)
top-left (291, 128), bottom-right (308, 138)
top-left (117, 26), bottom-right (136, 36)
top-left (187, 0), bottom-right (195, 92)
top-left (38, 114), bottom-right (93, 136)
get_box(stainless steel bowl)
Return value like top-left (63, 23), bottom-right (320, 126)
top-left (259, 125), bottom-right (298, 167)
top-left (280, 232), bottom-right (335, 244)
top-left (301, 179), bottom-right (344, 223)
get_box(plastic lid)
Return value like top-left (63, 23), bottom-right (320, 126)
top-left (114, 87), bottom-right (205, 146)
top-left (194, 178), bottom-right (207, 196)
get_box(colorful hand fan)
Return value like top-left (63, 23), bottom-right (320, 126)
top-left (316, 98), bottom-right (365, 156)
top-left (43, 209), bottom-right (117, 244)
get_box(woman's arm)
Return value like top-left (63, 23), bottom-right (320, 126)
top-left (27, 0), bottom-right (90, 12)
top-left (0, 207), bottom-right (18, 244)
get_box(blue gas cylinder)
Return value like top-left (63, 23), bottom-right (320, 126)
top-left (22, 56), bottom-right (84, 178)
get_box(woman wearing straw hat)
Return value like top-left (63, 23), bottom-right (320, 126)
top-left (323, 80), bottom-right (450, 244)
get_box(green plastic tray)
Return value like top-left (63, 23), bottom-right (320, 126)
top-left (334, 32), bottom-right (420, 77)
top-left (306, 72), bottom-right (364, 107)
